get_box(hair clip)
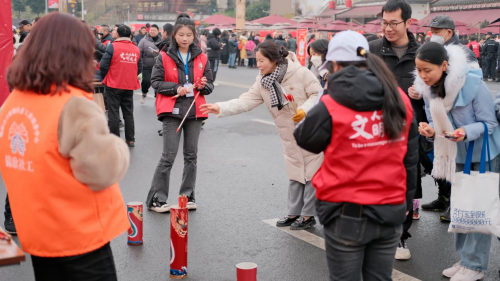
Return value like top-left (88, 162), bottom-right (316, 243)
top-left (279, 49), bottom-right (283, 55)
top-left (357, 47), bottom-right (368, 58)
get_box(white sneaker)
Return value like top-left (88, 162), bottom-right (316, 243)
top-left (395, 239), bottom-right (411, 260)
top-left (450, 267), bottom-right (484, 281)
top-left (443, 262), bottom-right (462, 278)
top-left (213, 82), bottom-right (219, 86)
top-left (187, 201), bottom-right (197, 210)
top-left (140, 96), bottom-right (146, 104)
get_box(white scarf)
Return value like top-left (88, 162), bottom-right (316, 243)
top-left (415, 45), bottom-right (469, 183)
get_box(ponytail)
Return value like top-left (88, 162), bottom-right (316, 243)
top-left (365, 52), bottom-right (407, 140)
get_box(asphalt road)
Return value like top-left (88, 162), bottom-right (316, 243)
top-left (1, 65), bottom-right (500, 281)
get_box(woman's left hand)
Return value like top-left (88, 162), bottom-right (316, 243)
top-left (447, 127), bottom-right (466, 142)
top-left (197, 77), bottom-right (207, 90)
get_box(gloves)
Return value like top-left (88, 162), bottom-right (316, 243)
top-left (292, 109), bottom-right (306, 123)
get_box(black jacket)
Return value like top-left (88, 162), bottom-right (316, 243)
top-left (99, 38), bottom-right (143, 81)
top-left (156, 37), bottom-right (171, 53)
top-left (206, 34), bottom-right (222, 59)
top-left (482, 39), bottom-right (499, 58)
top-left (294, 66), bottom-right (418, 226)
top-left (446, 34), bottom-right (478, 64)
top-left (221, 35), bottom-right (229, 56)
top-left (151, 43), bottom-right (214, 121)
top-left (275, 38), bottom-right (286, 49)
top-left (101, 33), bottom-right (113, 43)
top-left (369, 32), bottom-right (426, 124)
top-left (286, 38), bottom-right (298, 53)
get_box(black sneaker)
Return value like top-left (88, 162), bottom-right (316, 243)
top-left (276, 216), bottom-right (299, 227)
top-left (158, 129), bottom-right (163, 136)
top-left (422, 196), bottom-right (449, 212)
top-left (148, 196), bottom-right (170, 213)
top-left (440, 206), bottom-right (451, 222)
top-left (290, 216), bottom-right (316, 230)
top-left (119, 120), bottom-right (124, 128)
top-left (4, 215), bottom-right (16, 235)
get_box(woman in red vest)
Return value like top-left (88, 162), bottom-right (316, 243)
top-left (294, 31), bottom-right (419, 280)
top-left (0, 13), bottom-right (130, 280)
top-left (146, 13), bottom-right (213, 212)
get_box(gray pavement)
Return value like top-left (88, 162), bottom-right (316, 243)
top-left (2, 65), bottom-right (500, 281)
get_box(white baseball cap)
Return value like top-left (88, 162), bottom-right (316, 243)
top-left (319, 31), bottom-right (369, 71)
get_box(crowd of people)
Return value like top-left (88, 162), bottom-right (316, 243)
top-left (3, 0), bottom-right (500, 280)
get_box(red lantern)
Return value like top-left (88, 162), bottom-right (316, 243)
top-left (346, 0), bottom-right (352, 8)
top-left (329, 1), bottom-right (336, 9)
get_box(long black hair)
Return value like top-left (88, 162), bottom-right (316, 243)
top-left (171, 13), bottom-right (197, 50)
top-left (327, 49), bottom-right (407, 140)
top-left (416, 42), bottom-right (449, 98)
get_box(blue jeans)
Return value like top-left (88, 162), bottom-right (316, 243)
top-left (229, 53), bottom-right (236, 67)
top-left (454, 155), bottom-right (500, 271)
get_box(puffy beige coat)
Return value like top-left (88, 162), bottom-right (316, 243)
top-left (216, 52), bottom-right (323, 184)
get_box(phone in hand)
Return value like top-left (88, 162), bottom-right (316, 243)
top-left (444, 132), bottom-right (459, 140)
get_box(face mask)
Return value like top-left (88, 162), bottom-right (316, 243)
top-left (430, 33), bottom-right (448, 45)
top-left (310, 55), bottom-right (323, 68)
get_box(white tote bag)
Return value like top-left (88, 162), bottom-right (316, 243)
top-left (448, 123), bottom-right (500, 236)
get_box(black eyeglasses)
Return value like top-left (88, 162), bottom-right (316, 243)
top-left (381, 21), bottom-right (405, 29)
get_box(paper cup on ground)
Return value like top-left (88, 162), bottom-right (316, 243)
top-left (236, 262), bottom-right (257, 281)
top-left (127, 202), bottom-right (143, 246)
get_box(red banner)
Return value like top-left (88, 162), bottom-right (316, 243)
top-left (296, 29), bottom-right (308, 67)
top-left (48, 0), bottom-right (59, 9)
top-left (0, 0), bottom-right (13, 106)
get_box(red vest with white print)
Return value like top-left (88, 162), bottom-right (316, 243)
top-left (155, 51), bottom-right (208, 118)
top-left (102, 40), bottom-right (140, 90)
top-left (312, 89), bottom-right (414, 205)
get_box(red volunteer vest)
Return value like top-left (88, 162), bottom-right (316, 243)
top-left (312, 89), bottom-right (414, 205)
top-left (102, 40), bottom-right (141, 90)
top-left (467, 41), bottom-right (480, 58)
top-left (155, 51), bottom-right (208, 118)
top-left (95, 40), bottom-right (112, 70)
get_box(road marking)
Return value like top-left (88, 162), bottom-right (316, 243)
top-left (263, 218), bottom-right (421, 281)
top-left (216, 81), bottom-right (252, 89)
top-left (251, 119), bottom-right (275, 126)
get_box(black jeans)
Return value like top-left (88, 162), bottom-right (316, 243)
top-left (324, 216), bottom-right (402, 281)
top-left (106, 87), bottom-right (135, 142)
top-left (141, 68), bottom-right (153, 96)
top-left (31, 243), bottom-right (117, 281)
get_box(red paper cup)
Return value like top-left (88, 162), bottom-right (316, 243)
top-left (127, 202), bottom-right (143, 246)
top-left (236, 262), bottom-right (257, 281)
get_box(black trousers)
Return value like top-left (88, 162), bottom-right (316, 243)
top-left (31, 243), bottom-right (117, 281)
top-left (141, 68), bottom-right (153, 96)
top-left (106, 87), bottom-right (135, 142)
top-left (483, 57), bottom-right (496, 78)
top-left (221, 54), bottom-right (229, 64)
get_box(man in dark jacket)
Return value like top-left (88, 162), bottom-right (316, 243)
top-left (100, 25), bottom-right (143, 147)
top-left (275, 34), bottom-right (286, 49)
top-left (139, 24), bottom-right (161, 104)
top-left (99, 25), bottom-right (113, 45)
top-left (286, 34), bottom-right (297, 53)
top-left (368, 0), bottom-right (420, 261)
top-left (483, 32), bottom-right (499, 81)
top-left (18, 19), bottom-right (31, 44)
top-left (424, 15), bottom-right (478, 67)
top-left (228, 33), bottom-right (238, 69)
top-left (220, 31), bottom-right (230, 65)
top-left (207, 28), bottom-right (223, 82)
top-left (135, 27), bottom-right (146, 45)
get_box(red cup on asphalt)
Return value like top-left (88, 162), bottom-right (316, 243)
top-left (127, 202), bottom-right (143, 246)
top-left (236, 262), bottom-right (257, 281)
